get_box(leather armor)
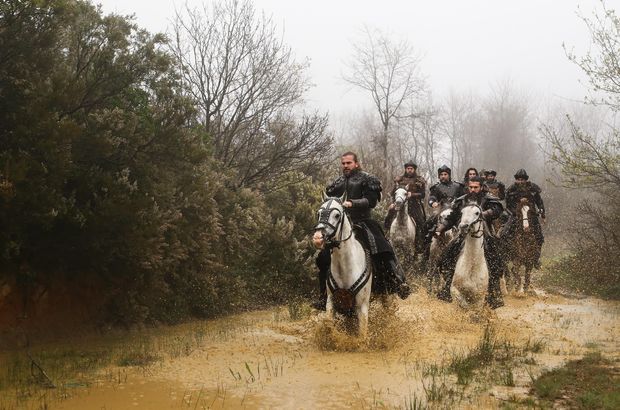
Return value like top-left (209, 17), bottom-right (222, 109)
top-left (326, 170), bottom-right (382, 223)
top-left (505, 182), bottom-right (545, 217)
top-left (428, 181), bottom-right (466, 207)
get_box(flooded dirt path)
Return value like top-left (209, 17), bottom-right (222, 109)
top-left (43, 290), bottom-right (620, 408)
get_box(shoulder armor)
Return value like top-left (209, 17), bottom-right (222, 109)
top-left (365, 173), bottom-right (382, 192)
top-left (325, 175), bottom-right (345, 195)
top-left (530, 182), bottom-right (542, 193)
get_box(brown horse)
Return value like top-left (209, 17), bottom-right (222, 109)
top-left (507, 199), bottom-right (540, 294)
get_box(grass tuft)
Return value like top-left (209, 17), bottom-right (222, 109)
top-left (531, 352), bottom-right (619, 409)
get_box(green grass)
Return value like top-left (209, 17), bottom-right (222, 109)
top-left (448, 325), bottom-right (503, 385)
top-left (447, 325), bottom-right (548, 388)
top-left (531, 352), bottom-right (619, 409)
top-left (0, 321), bottom-right (248, 409)
top-left (538, 253), bottom-right (620, 300)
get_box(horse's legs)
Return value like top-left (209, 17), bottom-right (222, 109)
top-left (524, 266), bottom-right (532, 292)
top-left (325, 294), bottom-right (334, 319)
top-left (426, 265), bottom-right (436, 294)
top-left (356, 303), bottom-right (369, 339)
top-left (451, 285), bottom-right (466, 308)
top-left (500, 275), bottom-right (508, 296)
top-left (513, 264), bottom-right (524, 295)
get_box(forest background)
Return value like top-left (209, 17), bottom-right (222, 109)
top-left (0, 0), bottom-right (618, 329)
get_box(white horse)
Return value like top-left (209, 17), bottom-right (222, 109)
top-left (313, 197), bottom-right (372, 338)
top-left (389, 188), bottom-right (417, 267)
top-left (451, 203), bottom-right (489, 308)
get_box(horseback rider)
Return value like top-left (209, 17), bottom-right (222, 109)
top-left (502, 169), bottom-right (546, 268)
top-left (312, 152), bottom-right (411, 310)
top-left (484, 169), bottom-right (506, 200)
top-left (383, 161), bottom-right (427, 252)
top-left (421, 165), bottom-right (467, 260)
top-left (428, 165), bottom-right (467, 209)
top-left (434, 176), bottom-right (506, 309)
top-left (463, 167), bottom-right (479, 185)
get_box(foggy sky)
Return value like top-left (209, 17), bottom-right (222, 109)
top-left (97, 0), bottom-right (596, 116)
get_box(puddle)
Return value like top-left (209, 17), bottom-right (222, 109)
top-left (13, 289), bottom-right (620, 409)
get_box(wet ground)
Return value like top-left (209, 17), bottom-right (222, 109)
top-left (12, 289), bottom-right (620, 409)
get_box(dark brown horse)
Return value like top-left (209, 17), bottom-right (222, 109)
top-left (507, 199), bottom-right (540, 294)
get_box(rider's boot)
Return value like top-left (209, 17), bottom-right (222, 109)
top-left (384, 254), bottom-right (411, 299)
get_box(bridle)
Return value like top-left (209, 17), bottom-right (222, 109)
top-left (314, 198), bottom-right (353, 249)
top-left (461, 204), bottom-right (484, 238)
top-left (393, 188), bottom-right (407, 211)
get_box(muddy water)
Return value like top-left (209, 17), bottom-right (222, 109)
top-left (51, 290), bottom-right (619, 409)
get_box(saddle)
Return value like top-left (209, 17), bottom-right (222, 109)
top-left (352, 223), bottom-right (379, 255)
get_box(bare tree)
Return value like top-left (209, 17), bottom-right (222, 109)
top-left (343, 25), bottom-right (425, 180)
top-left (170, 0), bottom-right (330, 187)
top-left (416, 98), bottom-right (442, 183)
top-left (564, 0), bottom-right (620, 110)
top-left (478, 80), bottom-right (537, 178)
top-left (439, 90), bottom-right (482, 174)
top-left (541, 0), bottom-right (620, 286)
top-left (393, 95), bottom-right (441, 182)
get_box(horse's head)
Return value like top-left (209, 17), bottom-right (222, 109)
top-left (393, 187), bottom-right (408, 210)
top-left (438, 205), bottom-right (454, 227)
top-left (313, 196), bottom-right (347, 248)
top-left (458, 203), bottom-right (483, 236)
top-left (517, 198), bottom-right (534, 231)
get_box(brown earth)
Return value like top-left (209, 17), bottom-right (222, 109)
top-left (25, 288), bottom-right (617, 410)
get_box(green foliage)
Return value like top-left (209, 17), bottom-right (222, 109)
top-left (542, 1), bottom-right (620, 299)
top-left (0, 0), bottom-right (330, 326)
top-left (539, 251), bottom-right (620, 299)
top-left (531, 352), bottom-right (620, 409)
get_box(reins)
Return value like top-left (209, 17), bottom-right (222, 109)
top-left (462, 204), bottom-right (485, 239)
top-left (316, 198), bottom-right (353, 249)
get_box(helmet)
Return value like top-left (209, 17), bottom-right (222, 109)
top-left (404, 161), bottom-right (417, 169)
top-left (437, 165), bottom-right (451, 176)
top-left (485, 169), bottom-right (497, 176)
top-left (514, 169), bottom-right (529, 180)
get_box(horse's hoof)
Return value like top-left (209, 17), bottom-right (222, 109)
top-left (437, 291), bottom-right (452, 303)
top-left (486, 295), bottom-right (505, 309)
top-left (397, 282), bottom-right (411, 299)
